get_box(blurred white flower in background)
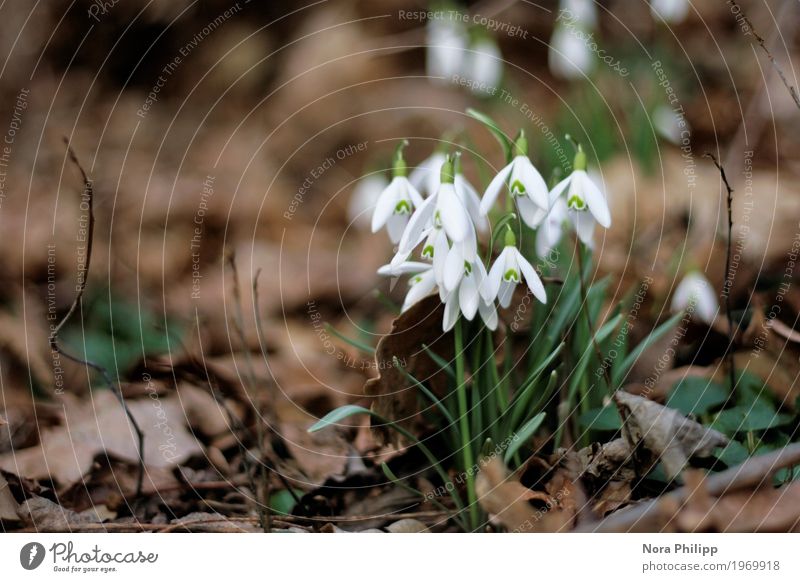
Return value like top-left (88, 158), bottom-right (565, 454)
top-left (349, 173), bottom-right (389, 229)
top-left (410, 150), bottom-right (447, 197)
top-left (462, 36), bottom-right (502, 94)
top-left (549, 0), bottom-right (597, 80)
top-left (426, 15), bottom-right (468, 81)
top-left (651, 0), bottom-right (690, 24)
top-left (652, 104), bottom-right (688, 145)
top-left (671, 271), bottom-right (719, 325)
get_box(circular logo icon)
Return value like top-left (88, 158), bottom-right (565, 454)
top-left (20, 542), bottom-right (46, 570)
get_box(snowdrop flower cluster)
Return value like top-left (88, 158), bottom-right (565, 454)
top-left (371, 123), bottom-right (612, 331)
top-left (426, 12), bottom-right (503, 95)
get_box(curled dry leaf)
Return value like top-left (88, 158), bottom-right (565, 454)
top-left (614, 391), bottom-right (729, 480)
top-left (0, 391), bottom-right (202, 487)
top-left (364, 295), bottom-right (452, 445)
top-left (476, 456), bottom-right (581, 532)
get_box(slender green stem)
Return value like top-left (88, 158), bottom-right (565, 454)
top-left (454, 319), bottom-right (478, 530)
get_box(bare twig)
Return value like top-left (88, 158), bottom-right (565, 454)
top-left (225, 252), bottom-right (271, 532)
top-left (704, 153), bottom-right (736, 394)
top-left (576, 442), bottom-right (800, 532)
top-left (49, 138), bottom-right (145, 496)
top-left (727, 0), bottom-right (800, 111)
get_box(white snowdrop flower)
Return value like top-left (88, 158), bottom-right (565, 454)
top-left (671, 271), bottom-right (719, 325)
top-left (442, 258), bottom-right (497, 332)
top-left (651, 0), bottom-right (689, 24)
top-left (548, 24), bottom-right (593, 80)
top-left (409, 151), bottom-right (446, 197)
top-left (349, 173), bottom-right (389, 229)
top-left (463, 36), bottom-right (502, 94)
top-left (426, 15), bottom-right (468, 82)
top-left (652, 104), bottom-right (687, 145)
top-left (536, 196), bottom-right (568, 259)
top-left (479, 131), bottom-right (550, 228)
top-left (371, 142), bottom-right (423, 244)
top-left (481, 230), bottom-right (547, 308)
top-left (548, 147), bottom-right (611, 245)
top-left (378, 261), bottom-right (437, 312)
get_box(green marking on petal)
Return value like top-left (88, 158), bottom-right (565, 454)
top-left (510, 179), bottom-right (526, 195)
top-left (464, 261), bottom-right (472, 275)
top-left (411, 275), bottom-right (423, 285)
top-left (434, 209), bottom-right (442, 228)
top-left (503, 268), bottom-right (520, 282)
top-left (567, 194), bottom-right (586, 210)
top-left (421, 245), bottom-right (435, 258)
top-left (394, 199), bottom-right (412, 214)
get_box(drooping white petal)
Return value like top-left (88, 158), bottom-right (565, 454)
top-left (398, 192), bottom-right (436, 254)
top-left (459, 272), bottom-right (480, 320)
top-left (671, 272), bottom-right (718, 324)
top-left (478, 297), bottom-right (498, 330)
top-left (437, 183), bottom-right (470, 243)
top-left (432, 229), bottom-right (450, 288)
top-left (350, 174), bottom-right (388, 229)
top-left (570, 209), bottom-right (595, 245)
top-left (479, 161), bottom-right (514, 215)
top-left (460, 220), bottom-right (478, 263)
top-left (371, 178), bottom-right (400, 232)
top-left (548, 174), bottom-right (572, 205)
top-left (481, 249), bottom-right (506, 302)
top-left (498, 280), bottom-right (515, 308)
top-left (402, 269), bottom-right (437, 311)
top-left (442, 292), bottom-right (460, 331)
top-left (516, 250), bottom-right (547, 303)
top-left (516, 156), bottom-right (550, 209)
top-left (455, 174), bottom-right (488, 232)
top-left (576, 170), bottom-right (611, 228)
top-left (378, 261), bottom-right (431, 277)
top-left (443, 243), bottom-right (465, 292)
top-left (536, 198), bottom-right (567, 259)
top-left (517, 196), bottom-right (549, 229)
top-left (386, 212), bottom-right (408, 244)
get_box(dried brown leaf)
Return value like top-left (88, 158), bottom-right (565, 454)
top-left (614, 391), bottom-right (729, 480)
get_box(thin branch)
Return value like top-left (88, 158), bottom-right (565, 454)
top-left (225, 252), bottom-right (271, 532)
top-left (49, 138), bottom-right (145, 497)
top-left (727, 0), bottom-right (800, 111)
top-left (704, 152), bottom-right (737, 394)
